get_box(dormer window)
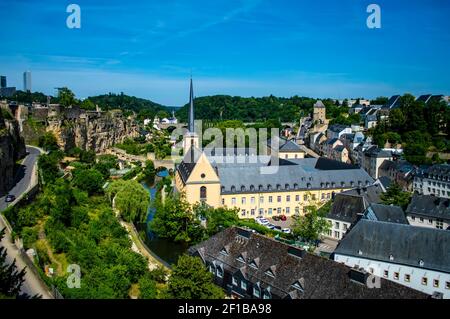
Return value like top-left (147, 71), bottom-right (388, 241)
top-left (307, 183), bottom-right (311, 189)
top-left (253, 283), bottom-right (261, 298)
top-left (389, 254), bottom-right (394, 261)
top-left (259, 185), bottom-right (263, 191)
top-left (220, 245), bottom-right (230, 256)
top-left (291, 279), bottom-right (305, 292)
top-left (216, 264), bottom-right (224, 278)
top-left (293, 183), bottom-right (298, 189)
top-left (341, 181), bottom-right (345, 187)
top-left (221, 186), bottom-right (225, 193)
top-left (419, 260), bottom-right (425, 267)
top-left (241, 185), bottom-right (246, 192)
top-left (285, 184), bottom-right (290, 190)
top-left (267, 184), bottom-right (272, 191)
top-left (250, 185), bottom-right (255, 191)
top-left (263, 288), bottom-right (272, 299)
top-left (231, 185), bottom-right (236, 192)
top-left (276, 184), bottom-right (281, 190)
top-left (265, 266), bottom-right (276, 278)
top-left (237, 252), bottom-right (247, 263)
top-left (249, 257), bottom-right (260, 269)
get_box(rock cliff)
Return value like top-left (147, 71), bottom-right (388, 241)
top-left (47, 110), bottom-right (138, 153)
top-left (0, 108), bottom-right (26, 195)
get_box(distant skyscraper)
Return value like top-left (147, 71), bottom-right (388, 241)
top-left (23, 71), bottom-right (32, 92)
top-left (0, 76), bottom-right (6, 88)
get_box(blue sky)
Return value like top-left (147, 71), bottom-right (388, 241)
top-left (0, 0), bottom-right (449, 106)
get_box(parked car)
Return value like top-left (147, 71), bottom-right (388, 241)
top-left (282, 228), bottom-right (291, 234)
top-left (280, 215), bottom-right (287, 221)
top-left (274, 225), bottom-right (282, 230)
top-left (257, 218), bottom-right (269, 225)
top-left (5, 194), bottom-right (16, 203)
top-left (272, 215), bottom-right (280, 221)
top-left (266, 224), bottom-right (275, 230)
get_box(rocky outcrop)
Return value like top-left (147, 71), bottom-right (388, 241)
top-left (47, 110), bottom-right (139, 153)
top-left (0, 108), bottom-right (26, 195)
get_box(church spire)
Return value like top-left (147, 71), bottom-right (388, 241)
top-left (189, 77), bottom-right (195, 133)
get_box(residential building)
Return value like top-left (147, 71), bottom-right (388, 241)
top-left (327, 124), bottom-right (352, 140)
top-left (0, 75), bottom-right (6, 88)
top-left (23, 71), bottom-right (31, 92)
top-left (405, 194), bottom-right (450, 230)
top-left (379, 160), bottom-right (416, 191)
top-left (365, 114), bottom-right (378, 129)
top-left (325, 184), bottom-right (383, 240)
top-left (0, 87), bottom-right (16, 97)
top-left (362, 146), bottom-right (393, 179)
top-left (334, 220), bottom-right (450, 298)
top-left (413, 164), bottom-right (450, 199)
top-left (374, 176), bottom-right (392, 192)
top-left (268, 136), bottom-right (305, 159)
top-left (189, 227), bottom-right (426, 299)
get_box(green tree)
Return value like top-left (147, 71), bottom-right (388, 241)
top-left (292, 205), bottom-right (331, 243)
top-left (381, 183), bottom-right (411, 210)
top-left (79, 150), bottom-right (96, 164)
top-left (143, 160), bottom-right (156, 180)
top-left (107, 180), bottom-right (149, 223)
top-left (72, 168), bottom-right (105, 195)
top-left (150, 195), bottom-right (205, 244)
top-left (197, 205), bottom-right (239, 236)
top-left (165, 255), bottom-right (224, 299)
top-left (58, 87), bottom-right (76, 108)
top-left (138, 273), bottom-right (158, 299)
top-left (80, 99), bottom-right (96, 110)
top-left (0, 228), bottom-right (34, 299)
top-left (38, 132), bottom-right (59, 151)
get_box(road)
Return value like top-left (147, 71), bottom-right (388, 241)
top-left (0, 146), bottom-right (40, 211)
top-left (0, 145), bottom-right (53, 299)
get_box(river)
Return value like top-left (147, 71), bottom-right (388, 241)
top-left (138, 170), bottom-right (188, 266)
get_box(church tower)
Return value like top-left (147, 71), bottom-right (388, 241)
top-left (183, 78), bottom-right (200, 154)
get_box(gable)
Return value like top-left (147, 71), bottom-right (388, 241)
top-left (186, 152), bottom-right (220, 184)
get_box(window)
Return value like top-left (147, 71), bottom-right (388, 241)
top-left (343, 224), bottom-right (348, 231)
top-left (251, 197), bottom-right (255, 204)
top-left (334, 231), bottom-right (340, 239)
top-left (268, 208), bottom-right (273, 215)
top-left (295, 207), bottom-right (300, 214)
top-left (404, 274), bottom-right (411, 282)
top-left (295, 195), bottom-right (300, 201)
top-left (286, 207), bottom-right (290, 214)
top-left (216, 265), bottom-right (223, 278)
top-left (446, 281), bottom-right (450, 290)
top-left (222, 198), bottom-right (225, 205)
top-left (232, 198), bottom-right (236, 205)
top-left (263, 290), bottom-right (271, 299)
top-left (436, 220), bottom-right (444, 229)
top-left (433, 279), bottom-right (439, 288)
top-left (428, 219), bottom-right (433, 224)
top-left (422, 277), bottom-right (428, 286)
top-left (253, 287), bottom-right (260, 298)
top-left (277, 196), bottom-right (281, 203)
top-left (241, 280), bottom-right (247, 290)
top-left (335, 222), bottom-right (340, 229)
top-left (312, 194), bottom-right (316, 200)
top-left (303, 195), bottom-right (308, 201)
top-left (251, 209), bottom-right (255, 216)
top-left (269, 196), bottom-right (273, 203)
top-left (200, 186), bottom-right (207, 201)
top-left (321, 193), bottom-right (325, 199)
top-left (241, 210), bottom-right (246, 216)
top-left (277, 208), bottom-right (281, 214)
top-left (259, 196), bottom-right (264, 204)
top-left (232, 276), bottom-right (238, 286)
top-left (242, 197), bottom-right (246, 204)
top-left (394, 272), bottom-right (399, 280)
top-left (419, 217), bottom-right (424, 223)
top-left (286, 195), bottom-right (290, 202)
top-left (411, 216), bottom-right (415, 221)
top-left (383, 270), bottom-right (388, 278)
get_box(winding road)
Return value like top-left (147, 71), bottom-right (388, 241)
top-left (0, 145), bottom-right (53, 299)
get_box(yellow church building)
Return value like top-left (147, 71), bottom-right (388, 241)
top-left (175, 80), bottom-right (374, 219)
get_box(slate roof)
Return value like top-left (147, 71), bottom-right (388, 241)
top-left (268, 136), bottom-right (303, 152)
top-left (417, 94), bottom-right (432, 104)
top-left (406, 194), bottom-right (450, 222)
top-left (334, 145), bottom-right (346, 152)
top-left (328, 124), bottom-right (350, 133)
top-left (364, 145), bottom-right (392, 158)
top-left (327, 185), bottom-right (383, 223)
top-left (189, 227), bottom-right (427, 299)
top-left (422, 164), bottom-right (450, 180)
top-left (377, 176), bottom-right (392, 189)
top-left (364, 203), bottom-right (408, 224)
top-left (218, 160), bottom-right (373, 194)
top-left (334, 220), bottom-right (450, 274)
top-left (326, 138), bottom-right (340, 145)
top-left (385, 95), bottom-right (401, 109)
top-left (177, 146), bottom-right (202, 183)
top-left (314, 100), bottom-right (325, 108)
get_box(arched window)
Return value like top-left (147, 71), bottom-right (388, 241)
top-left (250, 185), bottom-right (255, 191)
top-left (241, 185), bottom-right (246, 192)
top-left (200, 186), bottom-right (207, 201)
top-left (231, 185), bottom-right (236, 192)
top-left (259, 185), bottom-right (264, 191)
